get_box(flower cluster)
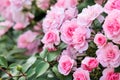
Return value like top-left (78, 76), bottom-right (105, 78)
top-left (0, 0), bottom-right (120, 80)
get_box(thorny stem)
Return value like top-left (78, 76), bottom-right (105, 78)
top-left (0, 67), bottom-right (12, 78)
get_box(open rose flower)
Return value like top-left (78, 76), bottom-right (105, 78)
top-left (58, 55), bottom-right (74, 75)
top-left (94, 33), bottom-right (107, 48)
top-left (100, 68), bottom-right (120, 80)
top-left (104, 0), bottom-right (120, 13)
top-left (60, 19), bottom-right (79, 45)
top-left (42, 6), bottom-right (65, 32)
top-left (103, 9), bottom-right (120, 44)
top-left (41, 30), bottom-right (60, 51)
top-left (96, 42), bottom-right (120, 68)
top-left (55, 0), bottom-right (78, 9)
top-left (73, 68), bottom-right (90, 80)
top-left (81, 57), bottom-right (99, 71)
top-left (77, 4), bottom-right (103, 28)
top-left (72, 27), bottom-right (91, 53)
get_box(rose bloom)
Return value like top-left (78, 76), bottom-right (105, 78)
top-left (104, 0), bottom-right (120, 13)
top-left (72, 27), bottom-right (91, 53)
top-left (103, 9), bottom-right (120, 44)
top-left (81, 57), bottom-right (99, 71)
top-left (58, 55), bottom-right (74, 75)
top-left (17, 30), bottom-right (38, 49)
top-left (36, 0), bottom-right (50, 10)
top-left (0, 20), bottom-right (13, 37)
top-left (77, 4), bottom-right (103, 28)
top-left (60, 19), bottom-right (79, 45)
top-left (96, 42), bottom-right (120, 68)
top-left (94, 33), bottom-right (107, 48)
top-left (73, 68), bottom-right (90, 80)
top-left (100, 68), bottom-right (120, 80)
top-left (55, 0), bottom-right (78, 9)
top-left (41, 30), bottom-right (60, 51)
top-left (42, 6), bottom-right (65, 32)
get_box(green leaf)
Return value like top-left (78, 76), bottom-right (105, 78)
top-left (23, 56), bottom-right (37, 72)
top-left (39, 49), bottom-right (48, 58)
top-left (0, 56), bottom-right (8, 68)
top-left (115, 66), bottom-right (120, 72)
top-left (58, 43), bottom-right (67, 50)
top-left (47, 50), bottom-right (61, 62)
top-left (27, 68), bottom-right (35, 78)
top-left (35, 61), bottom-right (49, 77)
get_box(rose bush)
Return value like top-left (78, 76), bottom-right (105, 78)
top-left (0, 0), bottom-right (120, 80)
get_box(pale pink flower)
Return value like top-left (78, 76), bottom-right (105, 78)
top-left (0, 20), bottom-right (13, 36)
top-left (60, 19), bottom-right (79, 45)
top-left (73, 68), bottom-right (90, 80)
top-left (100, 68), bottom-right (120, 80)
top-left (81, 57), bottom-right (99, 71)
top-left (17, 30), bottom-right (38, 49)
top-left (103, 9), bottom-right (120, 44)
top-left (42, 6), bottom-right (65, 32)
top-left (61, 46), bottom-right (77, 59)
top-left (13, 22), bottom-right (24, 30)
top-left (104, 0), bottom-right (120, 13)
top-left (64, 7), bottom-right (78, 20)
top-left (96, 42), bottom-right (120, 68)
top-left (36, 0), bottom-right (50, 10)
top-left (77, 4), bottom-right (103, 27)
top-left (94, 33), bottom-right (107, 48)
top-left (55, 0), bottom-right (78, 8)
top-left (33, 22), bottom-right (42, 31)
top-left (41, 30), bottom-right (60, 51)
top-left (72, 27), bottom-right (91, 53)
top-left (58, 55), bottom-right (74, 75)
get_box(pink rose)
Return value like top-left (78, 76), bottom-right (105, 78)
top-left (58, 55), bottom-right (74, 75)
top-left (0, 20), bottom-right (13, 36)
top-left (94, 33), bottom-right (107, 48)
top-left (72, 27), bottom-right (91, 53)
top-left (61, 46), bottom-right (77, 59)
top-left (42, 6), bottom-right (65, 32)
top-left (17, 30), bottom-right (38, 48)
top-left (73, 68), bottom-right (90, 80)
top-left (81, 57), bottom-right (99, 71)
top-left (77, 4), bottom-right (103, 28)
top-left (13, 22), bottom-right (24, 30)
top-left (96, 42), bottom-right (120, 68)
top-left (64, 7), bottom-right (78, 20)
top-left (104, 0), bottom-right (120, 13)
top-left (55, 0), bottom-right (78, 8)
top-left (103, 9), bottom-right (120, 44)
top-left (60, 19), bottom-right (79, 45)
top-left (36, 0), bottom-right (50, 10)
top-left (100, 68), bottom-right (120, 80)
top-left (41, 30), bottom-right (60, 51)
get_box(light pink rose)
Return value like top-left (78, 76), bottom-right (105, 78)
top-left (72, 27), bottom-right (91, 53)
top-left (55, 0), bottom-right (78, 8)
top-left (13, 22), bottom-right (24, 30)
top-left (0, 20), bottom-right (13, 36)
top-left (41, 30), bottom-right (60, 51)
top-left (60, 19), bottom-right (79, 45)
top-left (103, 9), bottom-right (120, 44)
top-left (104, 0), bottom-right (120, 13)
top-left (73, 68), bottom-right (90, 80)
top-left (42, 6), bottom-right (65, 32)
top-left (81, 57), bottom-right (99, 71)
top-left (94, 33), bottom-right (107, 48)
top-left (58, 55), bottom-right (74, 75)
top-left (17, 30), bottom-right (38, 49)
top-left (36, 0), bottom-right (50, 10)
top-left (96, 42), bottom-right (120, 68)
top-left (61, 46), bottom-right (77, 59)
top-left (77, 4), bottom-right (103, 28)
top-left (100, 68), bottom-right (120, 80)
top-left (64, 7), bottom-right (78, 20)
